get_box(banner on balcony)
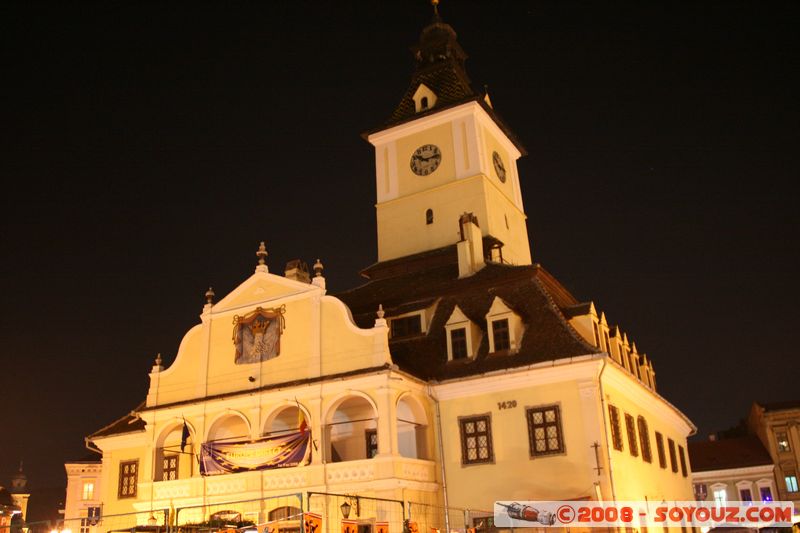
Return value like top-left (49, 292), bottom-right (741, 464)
top-left (199, 429), bottom-right (311, 475)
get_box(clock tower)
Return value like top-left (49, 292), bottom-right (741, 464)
top-left (365, 8), bottom-right (532, 267)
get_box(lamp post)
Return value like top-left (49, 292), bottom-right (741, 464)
top-left (340, 500), bottom-right (352, 519)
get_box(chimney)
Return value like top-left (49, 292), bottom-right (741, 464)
top-left (457, 212), bottom-right (485, 278)
top-left (284, 259), bottom-right (311, 283)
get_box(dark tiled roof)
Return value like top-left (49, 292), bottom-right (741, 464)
top-left (336, 248), bottom-right (597, 381)
top-left (759, 400), bottom-right (800, 412)
top-left (562, 302), bottom-right (593, 319)
top-left (388, 63), bottom-right (475, 124)
top-left (688, 436), bottom-right (773, 472)
top-left (89, 403), bottom-right (146, 439)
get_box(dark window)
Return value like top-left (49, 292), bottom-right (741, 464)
top-left (655, 432), bottom-right (667, 469)
top-left (492, 318), bottom-right (510, 351)
top-left (740, 489), bottom-right (752, 502)
top-left (678, 445), bottom-right (688, 477)
top-left (420, 96), bottom-right (429, 110)
top-left (162, 454), bottom-right (178, 481)
top-left (638, 416), bottom-right (652, 463)
top-left (592, 322), bottom-right (600, 347)
top-left (425, 208), bottom-right (434, 225)
top-left (668, 438), bottom-right (678, 473)
top-left (390, 315), bottom-right (422, 338)
top-left (608, 405), bottom-right (623, 451)
top-left (459, 415), bottom-right (493, 465)
top-left (527, 405), bottom-right (565, 456)
top-left (450, 328), bottom-right (468, 360)
top-left (80, 507), bottom-right (101, 533)
top-left (625, 414), bottom-right (639, 457)
top-left (760, 486), bottom-right (773, 502)
top-left (118, 460), bottom-right (138, 499)
top-left (365, 429), bottom-right (378, 458)
top-left (268, 506), bottom-right (302, 522)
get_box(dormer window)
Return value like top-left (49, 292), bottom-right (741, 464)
top-left (412, 83), bottom-right (438, 113)
top-left (450, 328), bottom-right (468, 359)
top-left (390, 314), bottom-right (422, 338)
top-left (426, 208), bottom-right (434, 225)
top-left (485, 297), bottom-right (523, 353)
top-left (491, 318), bottom-right (510, 351)
top-left (445, 305), bottom-right (480, 361)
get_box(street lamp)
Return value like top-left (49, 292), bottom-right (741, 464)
top-left (340, 500), bottom-right (351, 519)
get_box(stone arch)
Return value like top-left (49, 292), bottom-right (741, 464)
top-left (396, 393), bottom-right (429, 459)
top-left (324, 392), bottom-right (378, 462)
top-left (263, 402), bottom-right (310, 436)
top-left (206, 411), bottom-right (251, 443)
top-left (154, 420), bottom-right (195, 481)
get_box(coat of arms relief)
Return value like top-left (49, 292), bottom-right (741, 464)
top-left (232, 306), bottom-right (285, 364)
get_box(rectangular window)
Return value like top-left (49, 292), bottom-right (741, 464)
top-left (625, 413), bottom-right (638, 457)
top-left (365, 429), bottom-right (378, 458)
top-left (668, 438), bottom-right (678, 473)
top-left (492, 319), bottom-right (510, 351)
top-left (592, 322), bottom-right (600, 347)
top-left (450, 328), bottom-right (468, 359)
top-left (655, 432), bottom-right (667, 468)
top-left (760, 486), bottom-right (773, 502)
top-left (459, 415), bottom-right (493, 465)
top-left (608, 405), bottom-right (623, 451)
top-left (678, 445), bottom-right (688, 477)
top-left (80, 507), bottom-right (100, 533)
top-left (527, 405), bottom-right (564, 456)
top-left (82, 481), bottom-right (94, 500)
top-left (740, 488), bottom-right (752, 502)
top-left (637, 417), bottom-right (652, 463)
top-left (390, 315), bottom-right (422, 338)
top-left (786, 474), bottom-right (799, 493)
top-left (162, 454), bottom-right (178, 481)
top-left (713, 488), bottom-right (726, 506)
top-left (118, 460), bottom-right (138, 499)
top-left (776, 431), bottom-right (791, 452)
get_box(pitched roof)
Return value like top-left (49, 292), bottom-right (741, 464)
top-left (688, 436), bottom-right (773, 472)
top-left (364, 14), bottom-right (526, 154)
top-left (89, 403), bottom-right (146, 439)
top-left (336, 247), bottom-right (597, 381)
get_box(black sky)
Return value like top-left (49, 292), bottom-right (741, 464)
top-left (1, 0), bottom-right (798, 494)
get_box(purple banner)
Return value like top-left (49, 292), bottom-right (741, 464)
top-left (200, 429), bottom-right (311, 476)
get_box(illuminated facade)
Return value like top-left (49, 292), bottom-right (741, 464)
top-left (72, 7), bottom-right (697, 533)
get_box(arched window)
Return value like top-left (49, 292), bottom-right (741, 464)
top-left (425, 209), bottom-right (433, 225)
top-left (326, 395), bottom-right (377, 462)
top-left (420, 96), bottom-right (429, 110)
top-left (637, 416), bottom-right (652, 463)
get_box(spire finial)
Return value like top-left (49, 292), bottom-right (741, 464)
top-left (377, 304), bottom-right (385, 319)
top-left (205, 286), bottom-right (215, 305)
top-left (313, 258), bottom-right (324, 277)
top-left (256, 241), bottom-right (268, 265)
top-left (155, 353), bottom-right (162, 366)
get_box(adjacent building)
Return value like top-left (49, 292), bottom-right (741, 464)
top-left (748, 401), bottom-right (800, 511)
top-left (688, 435), bottom-right (776, 506)
top-left (62, 457), bottom-right (103, 533)
top-left (69, 7), bottom-right (697, 533)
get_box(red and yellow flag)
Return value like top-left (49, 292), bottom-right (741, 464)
top-left (341, 519), bottom-right (358, 533)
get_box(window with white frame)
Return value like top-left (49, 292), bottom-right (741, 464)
top-left (712, 485), bottom-right (727, 507)
top-left (485, 297), bottom-right (523, 353)
top-left (444, 305), bottom-right (479, 361)
top-left (756, 479), bottom-right (774, 502)
top-left (736, 481), bottom-right (753, 503)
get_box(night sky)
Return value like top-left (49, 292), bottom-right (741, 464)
top-left (2, 0), bottom-right (798, 499)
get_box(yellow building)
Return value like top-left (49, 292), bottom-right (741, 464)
top-left (74, 7), bottom-right (696, 533)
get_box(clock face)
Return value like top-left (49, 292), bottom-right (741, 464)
top-left (410, 144), bottom-right (442, 176)
top-left (492, 151), bottom-right (507, 183)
